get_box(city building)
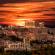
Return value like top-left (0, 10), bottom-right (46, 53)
top-left (0, 21), bottom-right (55, 51)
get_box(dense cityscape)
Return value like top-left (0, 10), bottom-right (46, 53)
top-left (0, 21), bottom-right (55, 55)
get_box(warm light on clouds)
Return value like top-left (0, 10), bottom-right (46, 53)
top-left (0, 1), bottom-right (55, 26)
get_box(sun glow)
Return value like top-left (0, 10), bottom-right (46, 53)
top-left (15, 21), bottom-right (25, 26)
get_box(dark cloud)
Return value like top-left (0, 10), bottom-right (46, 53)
top-left (44, 14), bottom-right (55, 16)
top-left (0, 10), bottom-right (12, 12)
top-left (50, 8), bottom-right (55, 11)
top-left (0, 11), bottom-right (13, 16)
top-left (0, 0), bottom-right (55, 3)
top-left (0, 18), bottom-right (6, 22)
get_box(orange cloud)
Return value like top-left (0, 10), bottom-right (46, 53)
top-left (0, 1), bottom-right (55, 25)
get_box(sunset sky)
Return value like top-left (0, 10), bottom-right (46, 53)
top-left (0, 0), bottom-right (55, 26)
